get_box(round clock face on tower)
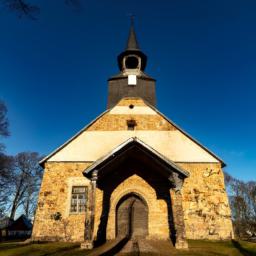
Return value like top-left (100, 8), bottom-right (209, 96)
top-left (125, 56), bottom-right (139, 69)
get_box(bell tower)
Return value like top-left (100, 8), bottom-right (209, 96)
top-left (107, 20), bottom-right (156, 108)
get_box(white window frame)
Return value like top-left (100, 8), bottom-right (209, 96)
top-left (70, 186), bottom-right (88, 214)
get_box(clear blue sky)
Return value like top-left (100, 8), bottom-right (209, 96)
top-left (0, 0), bottom-right (255, 181)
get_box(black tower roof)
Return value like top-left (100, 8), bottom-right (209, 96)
top-left (126, 19), bottom-right (140, 50)
top-left (117, 20), bottom-right (147, 71)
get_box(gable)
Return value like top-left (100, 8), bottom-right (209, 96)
top-left (41, 98), bottom-right (225, 167)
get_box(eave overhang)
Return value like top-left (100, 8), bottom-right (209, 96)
top-left (83, 137), bottom-right (189, 182)
top-left (39, 109), bottom-right (110, 167)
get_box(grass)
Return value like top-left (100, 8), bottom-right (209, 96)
top-left (0, 239), bottom-right (256, 256)
top-left (0, 241), bottom-right (83, 256)
top-left (176, 240), bottom-right (256, 256)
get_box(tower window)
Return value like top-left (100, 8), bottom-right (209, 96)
top-left (125, 56), bottom-right (139, 69)
top-left (70, 186), bottom-right (88, 213)
top-left (127, 120), bottom-right (136, 130)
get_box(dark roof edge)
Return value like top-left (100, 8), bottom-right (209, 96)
top-left (108, 72), bottom-right (156, 82)
top-left (143, 101), bottom-right (226, 167)
top-left (39, 109), bottom-right (110, 166)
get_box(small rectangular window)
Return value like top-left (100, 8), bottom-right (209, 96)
top-left (127, 120), bottom-right (136, 131)
top-left (70, 186), bottom-right (88, 213)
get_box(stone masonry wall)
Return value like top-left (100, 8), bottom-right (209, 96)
top-left (177, 162), bottom-right (234, 240)
top-left (87, 114), bottom-right (176, 131)
top-left (33, 161), bottom-right (233, 242)
top-left (32, 162), bottom-right (91, 242)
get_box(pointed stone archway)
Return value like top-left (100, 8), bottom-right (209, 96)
top-left (116, 193), bottom-right (148, 239)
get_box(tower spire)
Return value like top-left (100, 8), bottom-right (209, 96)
top-left (126, 15), bottom-right (140, 50)
top-left (107, 20), bottom-right (156, 108)
top-left (117, 17), bottom-right (147, 71)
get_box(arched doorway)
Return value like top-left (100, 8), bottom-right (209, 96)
top-left (116, 193), bottom-right (148, 239)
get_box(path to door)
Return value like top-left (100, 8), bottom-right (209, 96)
top-left (85, 238), bottom-right (175, 255)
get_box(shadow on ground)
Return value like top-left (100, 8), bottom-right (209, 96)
top-left (232, 240), bottom-right (254, 256)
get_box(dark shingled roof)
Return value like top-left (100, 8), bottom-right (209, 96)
top-left (108, 71), bottom-right (155, 81)
top-left (126, 21), bottom-right (140, 51)
top-left (0, 216), bottom-right (11, 229)
top-left (117, 20), bottom-right (148, 71)
top-left (0, 214), bottom-right (32, 230)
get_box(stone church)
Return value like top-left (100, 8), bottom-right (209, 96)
top-left (32, 23), bottom-right (233, 249)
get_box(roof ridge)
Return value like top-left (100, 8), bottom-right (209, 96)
top-left (140, 100), bottom-right (226, 167)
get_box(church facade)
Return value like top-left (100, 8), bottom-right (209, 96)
top-left (32, 24), bottom-right (233, 249)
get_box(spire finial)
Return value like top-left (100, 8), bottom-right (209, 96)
top-left (126, 14), bottom-right (140, 50)
top-left (130, 14), bottom-right (135, 26)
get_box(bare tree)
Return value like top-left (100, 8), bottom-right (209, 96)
top-left (0, 100), bottom-right (12, 217)
top-left (0, 154), bottom-right (14, 217)
top-left (225, 172), bottom-right (256, 239)
top-left (21, 156), bottom-right (43, 219)
top-left (0, 0), bottom-right (81, 19)
top-left (1, 0), bottom-right (39, 19)
top-left (0, 101), bottom-right (9, 137)
top-left (9, 152), bottom-right (43, 220)
top-left (0, 100), bottom-right (9, 152)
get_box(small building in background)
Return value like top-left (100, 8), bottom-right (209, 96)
top-left (0, 215), bottom-right (32, 241)
top-left (0, 216), bottom-right (11, 241)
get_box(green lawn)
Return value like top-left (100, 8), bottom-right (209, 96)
top-left (176, 240), bottom-right (256, 256)
top-left (0, 240), bottom-right (256, 256)
top-left (0, 242), bottom-right (84, 256)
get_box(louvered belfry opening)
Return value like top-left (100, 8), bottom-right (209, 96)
top-left (116, 193), bottom-right (148, 239)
